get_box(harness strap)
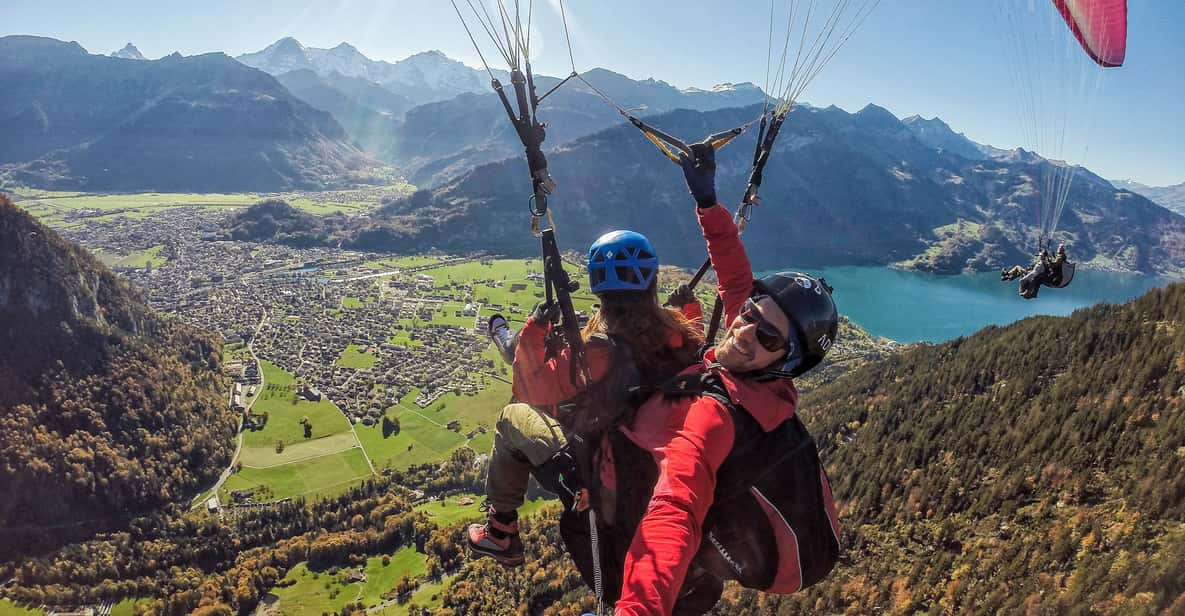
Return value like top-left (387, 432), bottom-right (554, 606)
top-left (539, 227), bottom-right (588, 385)
top-left (699, 298), bottom-right (726, 361)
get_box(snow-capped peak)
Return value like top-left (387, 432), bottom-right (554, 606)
top-left (110, 42), bottom-right (146, 61)
top-left (269, 37), bottom-right (305, 53)
top-left (235, 40), bottom-right (488, 105)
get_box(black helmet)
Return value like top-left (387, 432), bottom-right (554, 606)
top-left (751, 272), bottom-right (838, 378)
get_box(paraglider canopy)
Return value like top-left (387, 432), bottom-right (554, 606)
top-left (1053, 0), bottom-right (1127, 67)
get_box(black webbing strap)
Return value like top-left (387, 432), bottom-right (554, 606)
top-left (699, 298), bottom-right (726, 360)
top-left (488, 63), bottom-right (586, 385)
top-left (540, 227), bottom-right (588, 387)
top-left (491, 68), bottom-right (555, 214)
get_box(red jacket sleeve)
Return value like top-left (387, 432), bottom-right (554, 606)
top-left (680, 298), bottom-right (703, 328)
top-left (511, 316), bottom-right (612, 406)
top-left (697, 205), bottom-right (755, 325)
top-left (615, 398), bottom-right (737, 616)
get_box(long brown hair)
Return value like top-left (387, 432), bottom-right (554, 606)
top-left (582, 283), bottom-right (704, 379)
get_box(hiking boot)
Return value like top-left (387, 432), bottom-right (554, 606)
top-left (466, 508), bottom-right (524, 567)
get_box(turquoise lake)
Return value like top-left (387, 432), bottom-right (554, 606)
top-left (765, 266), bottom-right (1175, 344)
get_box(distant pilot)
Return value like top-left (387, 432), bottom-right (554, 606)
top-left (1002, 243), bottom-right (1068, 299)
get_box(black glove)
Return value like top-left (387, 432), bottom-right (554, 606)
top-left (666, 283), bottom-right (696, 308)
top-left (529, 301), bottom-right (560, 324)
top-left (679, 141), bottom-right (717, 208)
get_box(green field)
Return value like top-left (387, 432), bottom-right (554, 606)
top-left (9, 183), bottom-right (415, 225)
top-left (430, 258), bottom-right (600, 320)
top-left (386, 329), bottom-right (422, 348)
top-left (268, 546), bottom-right (428, 615)
top-left (267, 498), bottom-right (558, 615)
top-left (468, 430), bottom-right (494, 455)
top-left (373, 576), bottom-right (452, 616)
top-left (244, 361), bottom-right (351, 449)
top-left (412, 494), bottom-right (555, 527)
top-left (238, 431), bottom-right (359, 467)
top-left (416, 378), bottom-right (512, 429)
top-left (220, 447), bottom-right (372, 502)
top-left (353, 374), bottom-right (510, 471)
top-left (364, 255), bottom-right (443, 270)
top-left (98, 244), bottom-right (169, 269)
top-left (281, 197), bottom-right (368, 216)
top-left (425, 302), bottom-right (480, 328)
top-left (337, 343), bottom-right (378, 369)
top-left (356, 410), bottom-right (467, 471)
top-left (342, 296), bottom-right (365, 309)
top-left (14, 192), bottom-right (257, 224)
top-left (0, 599), bottom-right (42, 616)
top-left (110, 598), bottom-right (148, 616)
top-left (261, 360), bottom-right (295, 387)
top-left (222, 341), bottom-right (253, 364)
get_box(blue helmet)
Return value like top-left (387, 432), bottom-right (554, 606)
top-left (587, 230), bottom-right (658, 294)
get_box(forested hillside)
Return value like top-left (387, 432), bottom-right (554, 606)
top-left (0, 196), bottom-right (234, 536)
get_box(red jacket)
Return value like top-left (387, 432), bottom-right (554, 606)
top-left (614, 204), bottom-right (799, 616)
top-left (511, 279), bottom-right (702, 408)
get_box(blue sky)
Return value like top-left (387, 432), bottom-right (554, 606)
top-left (3, 1), bottom-right (1182, 185)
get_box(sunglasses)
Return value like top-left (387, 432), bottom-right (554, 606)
top-left (739, 296), bottom-right (787, 353)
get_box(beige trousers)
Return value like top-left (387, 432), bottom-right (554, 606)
top-left (484, 403), bottom-right (569, 514)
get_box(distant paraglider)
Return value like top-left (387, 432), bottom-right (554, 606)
top-left (1002, 242), bottom-right (1075, 299)
top-left (996, 0), bottom-right (1126, 298)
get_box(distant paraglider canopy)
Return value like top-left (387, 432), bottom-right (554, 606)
top-left (1054, 0), bottom-right (1128, 67)
top-left (996, 0), bottom-right (1127, 253)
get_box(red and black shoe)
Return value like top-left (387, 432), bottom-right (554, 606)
top-left (466, 505), bottom-right (524, 567)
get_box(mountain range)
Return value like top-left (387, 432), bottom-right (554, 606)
top-left (1111, 178), bottom-right (1185, 217)
top-left (236, 39), bottom-right (491, 106)
top-left (237, 38), bottom-right (768, 184)
top-left (4, 34), bottom-right (1182, 277)
top-left (382, 67), bottom-right (767, 187)
top-left (0, 35), bottom-right (374, 192)
top-left (227, 102), bottom-right (1185, 277)
top-left (0, 35), bottom-right (769, 192)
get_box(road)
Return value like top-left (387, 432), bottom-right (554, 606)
top-left (191, 309), bottom-right (268, 510)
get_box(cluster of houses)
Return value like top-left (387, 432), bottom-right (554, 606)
top-left (66, 207), bottom-right (517, 431)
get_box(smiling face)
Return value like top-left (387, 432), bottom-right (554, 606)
top-left (715, 295), bottom-right (793, 373)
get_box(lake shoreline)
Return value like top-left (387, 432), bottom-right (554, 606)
top-left (760, 266), bottom-right (1174, 344)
